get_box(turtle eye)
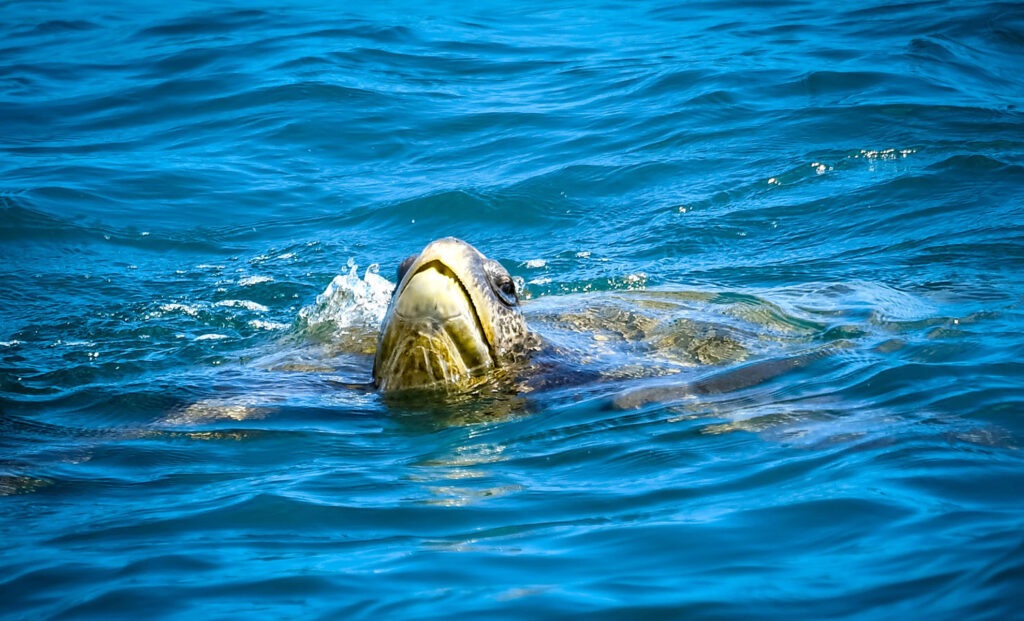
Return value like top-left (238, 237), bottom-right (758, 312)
top-left (491, 274), bottom-right (518, 307)
top-left (396, 254), bottom-right (417, 283)
top-left (484, 259), bottom-right (517, 306)
top-left (479, 257), bottom-right (517, 307)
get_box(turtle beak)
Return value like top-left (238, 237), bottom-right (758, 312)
top-left (373, 258), bottom-right (494, 391)
top-left (372, 237), bottom-right (531, 393)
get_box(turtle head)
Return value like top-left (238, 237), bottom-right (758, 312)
top-left (372, 238), bottom-right (533, 393)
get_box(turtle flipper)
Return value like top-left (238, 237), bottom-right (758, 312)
top-left (610, 346), bottom-right (837, 410)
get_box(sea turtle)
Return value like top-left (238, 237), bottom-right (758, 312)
top-left (173, 237), bottom-right (834, 425)
top-left (369, 237), bottom-right (829, 408)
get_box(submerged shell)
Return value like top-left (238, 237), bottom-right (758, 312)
top-left (520, 288), bottom-right (818, 385)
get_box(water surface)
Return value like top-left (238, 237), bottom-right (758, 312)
top-left (2, 1), bottom-right (1023, 619)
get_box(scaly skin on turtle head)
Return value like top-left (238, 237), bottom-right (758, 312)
top-left (372, 238), bottom-right (537, 393)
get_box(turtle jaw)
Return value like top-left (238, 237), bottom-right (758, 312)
top-left (373, 260), bottom-right (495, 392)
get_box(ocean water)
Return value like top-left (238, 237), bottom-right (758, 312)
top-left (2, 0), bottom-right (1023, 618)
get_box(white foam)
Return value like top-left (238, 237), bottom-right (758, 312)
top-left (61, 340), bottom-right (96, 348)
top-left (239, 275), bottom-right (273, 287)
top-left (160, 303), bottom-right (200, 317)
top-left (249, 320), bottom-right (290, 331)
top-left (215, 299), bottom-right (269, 312)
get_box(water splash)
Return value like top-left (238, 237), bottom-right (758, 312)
top-left (298, 260), bottom-right (394, 346)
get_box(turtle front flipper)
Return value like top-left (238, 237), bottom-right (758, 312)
top-left (610, 346), bottom-right (838, 410)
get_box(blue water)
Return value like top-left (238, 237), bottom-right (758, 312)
top-left (2, 0), bottom-right (1023, 618)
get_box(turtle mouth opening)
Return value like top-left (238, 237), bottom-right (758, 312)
top-left (374, 261), bottom-right (496, 391)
